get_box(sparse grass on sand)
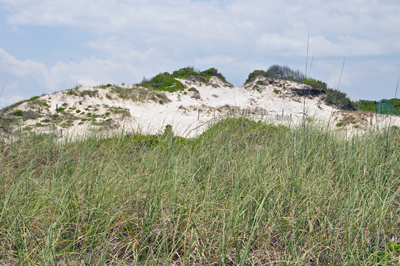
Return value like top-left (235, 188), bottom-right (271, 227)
top-left (1, 118), bottom-right (400, 265)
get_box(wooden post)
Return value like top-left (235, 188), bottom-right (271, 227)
top-left (198, 108), bottom-right (200, 120)
top-left (56, 104), bottom-right (58, 113)
top-left (282, 109), bottom-right (284, 118)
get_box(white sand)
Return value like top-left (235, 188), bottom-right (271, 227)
top-left (2, 75), bottom-right (400, 140)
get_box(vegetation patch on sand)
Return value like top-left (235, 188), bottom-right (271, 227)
top-left (140, 67), bottom-right (231, 92)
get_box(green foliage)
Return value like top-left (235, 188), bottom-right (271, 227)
top-left (325, 89), bottom-right (356, 110)
top-left (188, 87), bottom-right (199, 94)
top-left (80, 90), bottom-right (99, 97)
top-left (111, 86), bottom-right (170, 104)
top-left (265, 65), bottom-right (305, 81)
top-left (13, 110), bottom-right (23, 116)
top-left (336, 122), bottom-right (344, 127)
top-left (244, 70), bottom-right (267, 84)
top-left (28, 96), bottom-right (40, 102)
top-left (201, 67), bottom-right (230, 84)
top-left (141, 74), bottom-right (185, 92)
top-left (141, 66), bottom-right (232, 93)
top-left (301, 78), bottom-right (327, 90)
top-left (273, 89), bottom-right (281, 94)
top-left (354, 100), bottom-right (377, 112)
top-left (171, 67), bottom-right (208, 83)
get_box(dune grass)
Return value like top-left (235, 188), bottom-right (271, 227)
top-left (1, 118), bottom-right (400, 265)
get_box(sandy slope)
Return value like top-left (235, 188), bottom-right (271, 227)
top-left (1, 75), bottom-right (399, 140)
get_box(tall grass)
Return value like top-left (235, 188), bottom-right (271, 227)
top-left (1, 118), bottom-right (400, 265)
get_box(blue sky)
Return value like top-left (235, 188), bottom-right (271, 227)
top-left (1, 0), bottom-right (400, 108)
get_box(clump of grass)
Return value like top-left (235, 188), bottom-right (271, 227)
top-left (273, 89), bottom-right (281, 94)
top-left (80, 90), bottom-right (99, 97)
top-left (111, 86), bottom-right (170, 104)
top-left (188, 87), bottom-right (199, 94)
top-left (1, 119), bottom-right (400, 264)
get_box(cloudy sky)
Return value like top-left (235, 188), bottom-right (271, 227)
top-left (0, 0), bottom-right (400, 107)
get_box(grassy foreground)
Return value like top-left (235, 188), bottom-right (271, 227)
top-left (1, 118), bottom-right (400, 265)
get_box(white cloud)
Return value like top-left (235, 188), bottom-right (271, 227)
top-left (1, 0), bottom-right (400, 102)
top-left (0, 47), bottom-right (47, 78)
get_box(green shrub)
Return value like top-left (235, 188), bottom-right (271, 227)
top-left (273, 89), bottom-right (281, 94)
top-left (141, 74), bottom-right (185, 93)
top-left (325, 89), bottom-right (356, 110)
top-left (245, 70), bottom-right (267, 84)
top-left (353, 100), bottom-right (376, 112)
top-left (13, 110), bottom-right (23, 116)
top-left (301, 78), bottom-right (328, 90)
top-left (188, 87), bottom-right (199, 94)
top-left (101, 84), bottom-right (112, 89)
top-left (76, 110), bottom-right (81, 113)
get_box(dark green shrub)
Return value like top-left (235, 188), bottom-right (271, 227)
top-left (353, 100), bottom-right (376, 112)
top-left (325, 89), bottom-right (356, 110)
top-left (245, 70), bottom-right (267, 84)
top-left (301, 78), bottom-right (327, 90)
top-left (13, 110), bottom-right (23, 116)
top-left (188, 87), bottom-right (199, 94)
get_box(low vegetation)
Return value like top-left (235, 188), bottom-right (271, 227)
top-left (1, 118), bottom-right (400, 264)
top-left (140, 67), bottom-right (230, 92)
top-left (355, 99), bottom-right (400, 113)
top-left (245, 65), bottom-right (357, 111)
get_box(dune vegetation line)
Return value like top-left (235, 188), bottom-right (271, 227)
top-left (1, 117), bottom-right (400, 265)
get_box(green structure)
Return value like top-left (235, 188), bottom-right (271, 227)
top-left (376, 100), bottom-right (400, 116)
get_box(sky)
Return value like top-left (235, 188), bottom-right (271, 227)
top-left (0, 0), bottom-right (400, 108)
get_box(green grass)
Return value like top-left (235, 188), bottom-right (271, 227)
top-left (1, 118), bottom-right (400, 264)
